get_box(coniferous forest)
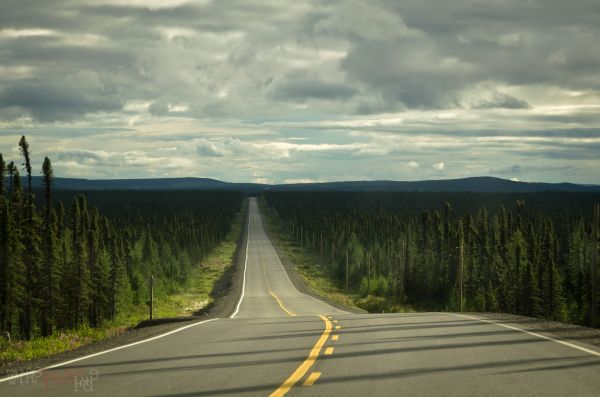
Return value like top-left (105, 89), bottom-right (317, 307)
top-left (265, 191), bottom-right (600, 327)
top-left (0, 137), bottom-right (243, 342)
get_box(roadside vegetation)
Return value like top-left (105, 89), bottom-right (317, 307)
top-left (0, 136), bottom-right (245, 366)
top-left (263, 191), bottom-right (600, 326)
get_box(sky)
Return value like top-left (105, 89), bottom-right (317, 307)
top-left (0, 0), bottom-right (599, 184)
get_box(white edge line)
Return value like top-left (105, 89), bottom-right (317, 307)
top-left (230, 201), bottom-right (250, 318)
top-left (0, 318), bottom-right (219, 384)
top-left (452, 313), bottom-right (600, 358)
top-left (271, 244), bottom-right (300, 294)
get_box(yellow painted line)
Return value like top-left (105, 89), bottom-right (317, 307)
top-left (332, 335), bottom-right (339, 341)
top-left (335, 325), bottom-right (341, 330)
top-left (270, 315), bottom-right (332, 397)
top-left (303, 372), bottom-right (321, 386)
top-left (269, 290), bottom-right (296, 317)
top-left (324, 347), bottom-right (334, 355)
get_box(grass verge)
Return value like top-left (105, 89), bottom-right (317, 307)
top-left (0, 202), bottom-right (246, 367)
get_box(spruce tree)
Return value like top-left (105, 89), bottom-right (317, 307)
top-left (42, 157), bottom-right (53, 226)
top-left (6, 161), bottom-right (16, 197)
top-left (0, 153), bottom-right (5, 197)
top-left (18, 136), bottom-right (32, 197)
top-left (0, 201), bottom-right (25, 336)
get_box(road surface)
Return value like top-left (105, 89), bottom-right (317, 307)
top-left (2, 198), bottom-right (599, 396)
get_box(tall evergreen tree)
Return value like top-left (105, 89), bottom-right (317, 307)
top-left (42, 157), bottom-right (53, 226)
top-left (0, 201), bottom-right (25, 336)
top-left (0, 153), bottom-right (5, 197)
top-left (18, 136), bottom-right (32, 197)
top-left (7, 161), bottom-right (16, 197)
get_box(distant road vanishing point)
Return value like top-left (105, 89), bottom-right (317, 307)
top-left (1, 198), bottom-right (600, 396)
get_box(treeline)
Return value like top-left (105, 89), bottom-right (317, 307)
top-left (0, 136), bottom-right (243, 341)
top-left (264, 191), bottom-right (600, 327)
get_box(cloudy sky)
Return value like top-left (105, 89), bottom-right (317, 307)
top-left (1, 0), bottom-right (599, 184)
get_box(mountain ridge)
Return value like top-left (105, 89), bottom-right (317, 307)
top-left (22, 175), bottom-right (600, 192)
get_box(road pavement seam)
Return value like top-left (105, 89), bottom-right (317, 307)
top-left (230, 215), bottom-right (251, 318)
top-left (0, 318), bottom-right (220, 384)
top-left (453, 313), bottom-right (600, 358)
top-left (269, 315), bottom-right (332, 396)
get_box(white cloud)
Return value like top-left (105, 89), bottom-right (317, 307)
top-left (408, 161), bottom-right (419, 168)
top-left (433, 162), bottom-right (445, 171)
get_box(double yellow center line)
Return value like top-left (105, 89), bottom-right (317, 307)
top-left (268, 290), bottom-right (296, 317)
top-left (270, 315), bottom-right (332, 397)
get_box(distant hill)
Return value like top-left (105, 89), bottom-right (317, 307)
top-left (23, 175), bottom-right (600, 192)
top-left (29, 177), bottom-right (267, 192)
top-left (269, 177), bottom-right (600, 193)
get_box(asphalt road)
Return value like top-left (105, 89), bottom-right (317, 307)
top-left (2, 198), bottom-right (600, 396)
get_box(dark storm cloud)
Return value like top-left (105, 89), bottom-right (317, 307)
top-left (2, 0), bottom-right (599, 120)
top-left (0, 79), bottom-right (123, 121)
top-left (327, 0), bottom-right (600, 108)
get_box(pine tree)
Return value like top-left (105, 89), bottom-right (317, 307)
top-left (70, 196), bottom-right (90, 327)
top-left (42, 157), bottom-right (53, 226)
top-left (18, 136), bottom-right (32, 197)
top-left (6, 162), bottom-right (16, 197)
top-left (40, 211), bottom-right (60, 335)
top-left (0, 153), bottom-right (5, 197)
top-left (0, 200), bottom-right (25, 336)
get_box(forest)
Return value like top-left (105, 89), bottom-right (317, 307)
top-left (264, 190), bottom-right (600, 327)
top-left (0, 137), bottom-right (243, 341)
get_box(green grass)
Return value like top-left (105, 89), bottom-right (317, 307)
top-left (0, 202), bottom-right (246, 367)
top-left (0, 325), bottom-right (126, 366)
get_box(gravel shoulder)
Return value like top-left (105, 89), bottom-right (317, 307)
top-left (1, 209), bottom-right (249, 377)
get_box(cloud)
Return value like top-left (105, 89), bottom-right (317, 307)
top-left (408, 161), bottom-right (419, 168)
top-left (148, 101), bottom-right (170, 116)
top-left (272, 78), bottom-right (357, 102)
top-left (314, 0), bottom-right (414, 41)
top-left (196, 138), bottom-right (251, 157)
top-left (433, 162), bottom-right (445, 171)
top-left (466, 88), bottom-right (531, 110)
top-left (0, 79), bottom-right (123, 122)
top-left (0, 0), bottom-right (599, 183)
